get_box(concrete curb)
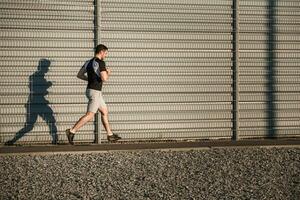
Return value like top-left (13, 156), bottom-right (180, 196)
top-left (1, 138), bottom-right (300, 155)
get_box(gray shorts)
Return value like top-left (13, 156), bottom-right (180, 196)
top-left (86, 88), bottom-right (107, 113)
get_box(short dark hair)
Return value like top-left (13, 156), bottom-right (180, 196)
top-left (95, 44), bottom-right (108, 54)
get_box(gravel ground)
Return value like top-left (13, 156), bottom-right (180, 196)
top-left (0, 147), bottom-right (299, 200)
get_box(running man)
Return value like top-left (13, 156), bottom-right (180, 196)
top-left (66, 44), bottom-right (121, 144)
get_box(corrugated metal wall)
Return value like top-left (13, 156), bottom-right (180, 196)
top-left (0, 0), bottom-right (95, 144)
top-left (0, 0), bottom-right (299, 145)
top-left (239, 0), bottom-right (300, 138)
top-left (99, 0), bottom-right (233, 140)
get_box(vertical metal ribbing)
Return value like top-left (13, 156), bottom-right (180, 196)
top-left (233, 0), bottom-right (240, 140)
top-left (266, 0), bottom-right (276, 138)
top-left (95, 0), bottom-right (101, 47)
top-left (94, 0), bottom-right (101, 144)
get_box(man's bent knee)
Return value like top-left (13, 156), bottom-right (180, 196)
top-left (98, 107), bottom-right (108, 116)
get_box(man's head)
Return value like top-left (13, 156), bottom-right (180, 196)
top-left (95, 44), bottom-right (108, 60)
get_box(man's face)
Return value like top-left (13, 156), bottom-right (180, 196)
top-left (100, 50), bottom-right (108, 60)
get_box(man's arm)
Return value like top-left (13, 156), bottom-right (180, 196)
top-left (77, 66), bottom-right (88, 81)
top-left (100, 67), bottom-right (111, 82)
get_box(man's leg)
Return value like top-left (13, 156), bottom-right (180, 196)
top-left (99, 106), bottom-right (121, 141)
top-left (66, 112), bottom-right (95, 145)
top-left (70, 112), bottom-right (95, 133)
top-left (98, 106), bottom-right (113, 135)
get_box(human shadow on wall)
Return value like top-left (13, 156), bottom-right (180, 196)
top-left (5, 59), bottom-right (58, 145)
top-left (266, 0), bottom-right (277, 138)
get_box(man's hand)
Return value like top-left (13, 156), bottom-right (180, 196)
top-left (106, 67), bottom-right (111, 75)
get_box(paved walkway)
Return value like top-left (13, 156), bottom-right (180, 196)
top-left (1, 138), bottom-right (299, 154)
